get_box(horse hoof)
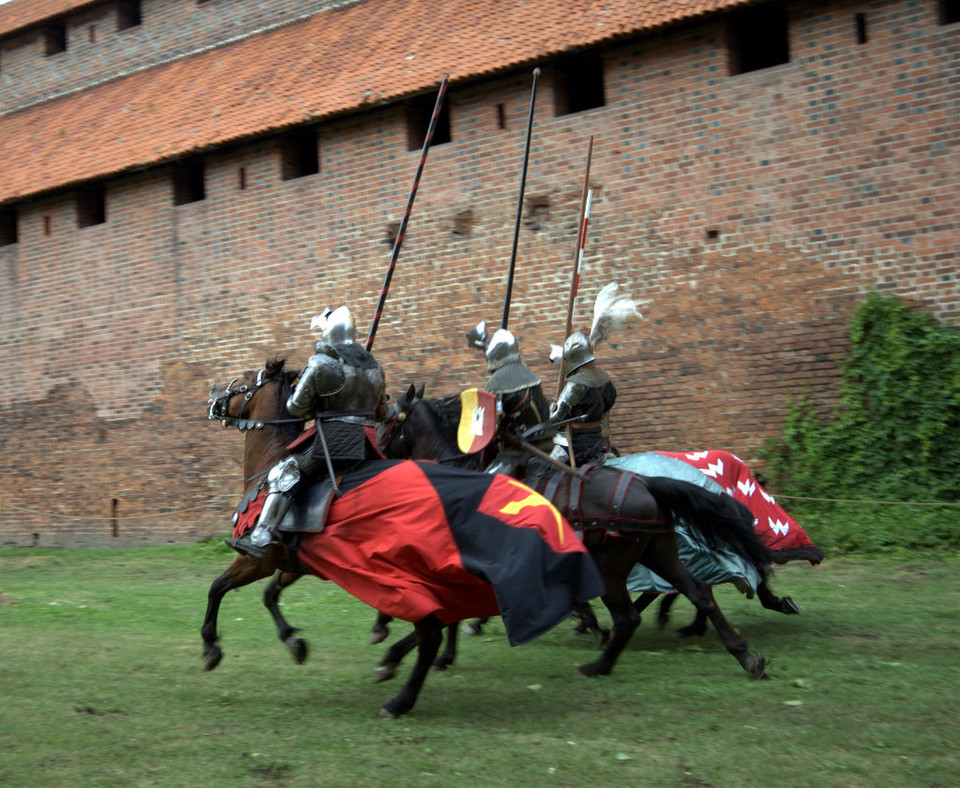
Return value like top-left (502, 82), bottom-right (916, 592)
top-left (378, 699), bottom-right (408, 718)
top-left (781, 597), bottom-right (801, 615)
top-left (577, 662), bottom-right (609, 678)
top-left (461, 622), bottom-right (482, 637)
top-left (286, 637), bottom-right (308, 664)
top-left (744, 653), bottom-right (768, 679)
top-left (373, 664), bottom-right (397, 684)
top-left (370, 626), bottom-right (390, 645)
top-left (203, 646), bottom-right (223, 671)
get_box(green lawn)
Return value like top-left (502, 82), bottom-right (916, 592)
top-left (1, 545), bottom-right (958, 787)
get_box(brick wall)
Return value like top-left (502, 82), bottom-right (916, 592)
top-left (0, 0), bottom-right (957, 547)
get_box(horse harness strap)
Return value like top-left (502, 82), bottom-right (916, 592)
top-left (534, 464), bottom-right (672, 535)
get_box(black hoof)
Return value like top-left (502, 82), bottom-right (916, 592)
top-left (286, 637), bottom-right (308, 664)
top-left (781, 597), bottom-right (801, 615)
top-left (373, 664), bottom-right (397, 684)
top-left (203, 645), bottom-right (223, 671)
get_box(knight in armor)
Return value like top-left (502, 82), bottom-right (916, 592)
top-left (226, 306), bottom-right (386, 560)
top-left (468, 324), bottom-right (554, 477)
top-left (549, 332), bottom-right (618, 466)
top-left (548, 282), bottom-right (642, 467)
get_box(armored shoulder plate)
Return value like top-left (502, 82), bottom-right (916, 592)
top-left (567, 364), bottom-right (611, 389)
top-left (484, 360), bottom-right (541, 395)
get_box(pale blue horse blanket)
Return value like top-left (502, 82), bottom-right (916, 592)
top-left (606, 452), bottom-right (762, 595)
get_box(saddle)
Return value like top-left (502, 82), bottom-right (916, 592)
top-left (527, 462), bottom-right (672, 535)
top-left (231, 476), bottom-right (340, 539)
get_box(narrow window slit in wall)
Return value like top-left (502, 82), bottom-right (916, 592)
top-left (43, 216), bottom-right (51, 236)
top-left (855, 13), bottom-right (868, 44)
top-left (0, 208), bottom-right (17, 246)
top-left (172, 158), bottom-right (206, 205)
top-left (939, 0), bottom-right (960, 24)
top-left (117, 1), bottom-right (142, 30)
top-left (406, 92), bottom-right (451, 150)
top-left (44, 22), bottom-right (67, 56)
top-left (496, 104), bottom-right (506, 130)
top-left (238, 167), bottom-right (247, 190)
top-left (112, 499), bottom-right (119, 538)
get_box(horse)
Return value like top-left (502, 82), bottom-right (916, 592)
top-left (380, 384), bottom-right (772, 680)
top-left (203, 358), bottom-right (606, 717)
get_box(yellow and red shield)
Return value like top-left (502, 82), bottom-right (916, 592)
top-left (457, 388), bottom-right (497, 455)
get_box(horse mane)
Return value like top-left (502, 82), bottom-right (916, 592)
top-left (425, 394), bottom-right (462, 443)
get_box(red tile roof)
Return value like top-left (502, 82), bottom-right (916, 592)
top-left (0, 0), bottom-right (102, 36)
top-left (0, 0), bottom-right (751, 205)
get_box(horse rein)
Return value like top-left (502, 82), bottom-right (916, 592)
top-left (376, 400), bottom-right (409, 457)
top-left (207, 367), bottom-right (306, 432)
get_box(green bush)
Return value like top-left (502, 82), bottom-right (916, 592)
top-left (763, 292), bottom-right (960, 553)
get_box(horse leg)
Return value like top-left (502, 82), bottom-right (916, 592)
top-left (371, 611), bottom-right (394, 644)
top-left (578, 533), bottom-right (643, 677)
top-left (262, 571), bottom-right (308, 664)
top-left (633, 591), bottom-right (662, 626)
top-left (655, 591), bottom-right (710, 638)
top-left (379, 615), bottom-right (445, 718)
top-left (461, 616), bottom-right (489, 636)
top-left (374, 628), bottom-right (419, 683)
top-left (756, 579), bottom-right (801, 615)
top-left (201, 553), bottom-right (279, 670)
top-left (570, 601), bottom-right (610, 645)
top-left (432, 624), bottom-right (458, 671)
top-left (648, 541), bottom-right (766, 678)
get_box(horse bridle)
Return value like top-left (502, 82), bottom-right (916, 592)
top-left (207, 367), bottom-right (306, 432)
top-left (376, 399), bottom-right (410, 457)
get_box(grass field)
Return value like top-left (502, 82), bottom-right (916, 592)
top-left (1, 544), bottom-right (958, 787)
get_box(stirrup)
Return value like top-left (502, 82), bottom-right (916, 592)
top-left (224, 536), bottom-right (271, 561)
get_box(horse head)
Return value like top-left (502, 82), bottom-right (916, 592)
top-left (207, 358), bottom-right (305, 483)
top-left (378, 383), bottom-right (425, 459)
top-left (379, 384), bottom-right (483, 470)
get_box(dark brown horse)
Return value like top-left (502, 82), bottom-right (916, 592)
top-left (202, 359), bottom-right (605, 717)
top-left (381, 385), bottom-right (771, 680)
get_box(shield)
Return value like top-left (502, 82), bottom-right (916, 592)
top-left (457, 388), bottom-right (497, 454)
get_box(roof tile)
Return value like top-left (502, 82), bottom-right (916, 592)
top-left (0, 0), bottom-right (750, 204)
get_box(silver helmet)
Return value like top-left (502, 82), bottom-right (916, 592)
top-left (484, 328), bottom-right (521, 372)
top-left (562, 332), bottom-right (595, 375)
top-left (311, 305), bottom-right (355, 345)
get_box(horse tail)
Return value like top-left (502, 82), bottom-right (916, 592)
top-left (770, 545), bottom-right (825, 565)
top-left (642, 476), bottom-right (775, 572)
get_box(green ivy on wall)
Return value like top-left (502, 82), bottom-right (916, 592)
top-left (763, 293), bottom-right (960, 553)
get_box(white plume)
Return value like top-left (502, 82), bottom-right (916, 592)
top-left (589, 282), bottom-right (642, 348)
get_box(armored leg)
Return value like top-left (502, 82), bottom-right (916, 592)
top-left (226, 457), bottom-right (300, 560)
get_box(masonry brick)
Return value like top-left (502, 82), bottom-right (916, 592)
top-left (0, 0), bottom-right (957, 547)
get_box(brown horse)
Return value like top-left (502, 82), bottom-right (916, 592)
top-left (380, 385), bottom-right (771, 680)
top-left (202, 359), bottom-right (606, 717)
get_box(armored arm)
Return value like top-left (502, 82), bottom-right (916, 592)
top-left (285, 352), bottom-right (346, 418)
top-left (550, 380), bottom-right (589, 424)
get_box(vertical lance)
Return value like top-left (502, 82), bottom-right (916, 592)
top-left (558, 137), bottom-right (595, 395)
top-left (500, 67), bottom-right (540, 331)
top-left (365, 75), bottom-right (449, 351)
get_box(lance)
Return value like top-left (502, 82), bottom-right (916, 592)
top-left (564, 136), bottom-right (594, 339)
top-left (557, 137), bottom-right (595, 396)
top-left (365, 75), bottom-right (449, 351)
top-left (500, 67), bottom-right (541, 331)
